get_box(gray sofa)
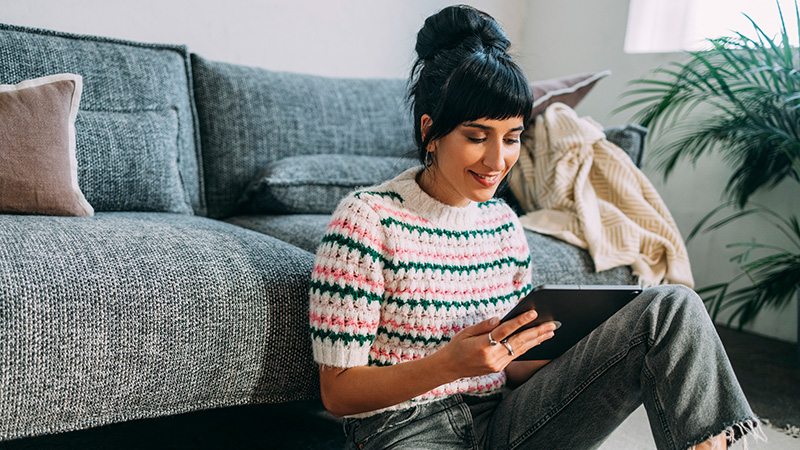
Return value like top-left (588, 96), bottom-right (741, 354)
top-left (0, 23), bottom-right (644, 441)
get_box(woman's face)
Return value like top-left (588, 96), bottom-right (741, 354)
top-left (420, 115), bottom-right (524, 207)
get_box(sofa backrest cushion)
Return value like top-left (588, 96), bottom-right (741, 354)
top-left (191, 55), bottom-right (415, 219)
top-left (0, 23), bottom-right (203, 215)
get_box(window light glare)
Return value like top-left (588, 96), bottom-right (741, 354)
top-left (625, 0), bottom-right (799, 53)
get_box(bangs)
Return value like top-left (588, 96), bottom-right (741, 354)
top-left (431, 53), bottom-right (533, 139)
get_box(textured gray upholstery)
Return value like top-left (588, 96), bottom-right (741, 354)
top-left (191, 55), bottom-right (416, 219)
top-left (0, 23), bottom-right (203, 215)
top-left (604, 123), bottom-right (647, 168)
top-left (0, 213), bottom-right (317, 440)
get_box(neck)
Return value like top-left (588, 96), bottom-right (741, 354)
top-left (415, 167), bottom-right (470, 208)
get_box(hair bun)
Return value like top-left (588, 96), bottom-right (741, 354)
top-left (415, 5), bottom-right (510, 60)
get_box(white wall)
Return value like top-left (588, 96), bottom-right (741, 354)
top-left (2, 0), bottom-right (795, 342)
top-left (522, 0), bottom-right (798, 343)
top-left (0, 0), bottom-right (526, 79)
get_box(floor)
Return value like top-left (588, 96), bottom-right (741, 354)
top-left (3, 326), bottom-right (798, 450)
top-left (715, 326), bottom-right (800, 431)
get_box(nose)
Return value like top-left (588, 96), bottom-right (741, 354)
top-left (482, 137), bottom-right (505, 171)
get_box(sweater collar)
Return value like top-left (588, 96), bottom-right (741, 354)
top-left (388, 167), bottom-right (482, 228)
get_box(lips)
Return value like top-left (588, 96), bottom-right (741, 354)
top-left (470, 170), bottom-right (501, 186)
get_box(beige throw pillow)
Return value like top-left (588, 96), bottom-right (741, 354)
top-left (530, 70), bottom-right (611, 118)
top-left (0, 73), bottom-right (93, 216)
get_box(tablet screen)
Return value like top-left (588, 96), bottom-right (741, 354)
top-left (501, 284), bottom-right (642, 360)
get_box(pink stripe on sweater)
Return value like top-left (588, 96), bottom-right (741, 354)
top-left (370, 347), bottom-right (424, 364)
top-left (384, 279), bottom-right (525, 298)
top-left (328, 219), bottom-right (391, 253)
top-left (380, 319), bottom-right (466, 337)
top-left (328, 219), bottom-right (528, 262)
top-left (475, 212), bottom-right (516, 227)
top-left (313, 266), bottom-right (383, 291)
top-left (309, 311), bottom-right (379, 332)
top-left (373, 203), bottom-right (433, 225)
top-left (423, 378), bottom-right (504, 398)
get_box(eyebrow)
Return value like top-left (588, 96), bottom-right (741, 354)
top-left (463, 122), bottom-right (525, 133)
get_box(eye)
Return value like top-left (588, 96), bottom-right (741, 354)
top-left (467, 136), bottom-right (486, 143)
top-left (505, 137), bottom-right (521, 145)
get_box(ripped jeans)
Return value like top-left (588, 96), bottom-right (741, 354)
top-left (342, 285), bottom-right (760, 450)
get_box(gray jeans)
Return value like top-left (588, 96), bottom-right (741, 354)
top-left (342, 285), bottom-right (758, 450)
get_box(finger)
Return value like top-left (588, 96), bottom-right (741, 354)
top-left (462, 316), bottom-right (500, 337)
top-left (505, 321), bottom-right (558, 354)
top-left (490, 310), bottom-right (538, 341)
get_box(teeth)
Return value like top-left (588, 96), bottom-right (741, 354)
top-left (475, 173), bottom-right (498, 181)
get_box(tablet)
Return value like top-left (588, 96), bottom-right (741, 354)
top-left (500, 284), bottom-right (642, 360)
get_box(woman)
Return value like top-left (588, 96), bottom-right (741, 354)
top-left (309, 5), bottom-right (760, 450)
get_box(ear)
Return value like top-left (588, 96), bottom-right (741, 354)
top-left (420, 114), bottom-right (435, 151)
top-left (420, 114), bottom-right (433, 142)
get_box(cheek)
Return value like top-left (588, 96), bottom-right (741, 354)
top-left (505, 149), bottom-right (521, 169)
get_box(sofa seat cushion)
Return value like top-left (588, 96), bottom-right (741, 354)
top-left (226, 214), bottom-right (333, 254)
top-left (0, 213), bottom-right (317, 440)
top-left (0, 24), bottom-right (202, 215)
top-left (525, 231), bottom-right (634, 285)
top-left (227, 213), bottom-right (635, 285)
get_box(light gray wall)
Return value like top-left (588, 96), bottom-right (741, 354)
top-left (521, 0), bottom-right (797, 343)
top-left (2, 0), bottom-right (795, 342)
top-left (0, 0), bottom-right (526, 79)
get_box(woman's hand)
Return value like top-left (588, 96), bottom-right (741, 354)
top-left (434, 310), bottom-right (557, 381)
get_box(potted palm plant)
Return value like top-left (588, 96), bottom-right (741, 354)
top-left (616, 0), bottom-right (799, 354)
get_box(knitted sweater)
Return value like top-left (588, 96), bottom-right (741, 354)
top-left (309, 167), bottom-right (532, 416)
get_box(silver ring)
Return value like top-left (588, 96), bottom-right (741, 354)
top-left (488, 331), bottom-right (498, 346)
top-left (501, 339), bottom-right (514, 356)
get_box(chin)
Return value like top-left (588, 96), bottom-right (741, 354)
top-left (469, 190), bottom-right (499, 204)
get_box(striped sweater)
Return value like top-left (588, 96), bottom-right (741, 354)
top-left (309, 167), bottom-right (532, 416)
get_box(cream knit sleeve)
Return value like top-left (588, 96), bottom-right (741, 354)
top-left (309, 194), bottom-right (385, 368)
top-left (510, 208), bottom-right (534, 301)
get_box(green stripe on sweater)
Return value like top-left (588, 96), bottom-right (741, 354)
top-left (320, 234), bottom-right (531, 273)
top-left (309, 327), bottom-right (374, 345)
top-left (354, 190), bottom-right (404, 203)
top-left (311, 277), bottom-right (530, 313)
top-left (477, 199), bottom-right (502, 208)
top-left (377, 329), bottom-right (453, 346)
top-left (310, 280), bottom-right (383, 305)
top-left (380, 217), bottom-right (515, 239)
top-left (385, 287), bottom-right (530, 311)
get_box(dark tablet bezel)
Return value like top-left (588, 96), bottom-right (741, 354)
top-left (500, 284), bottom-right (643, 360)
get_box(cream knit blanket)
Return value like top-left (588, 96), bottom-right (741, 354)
top-left (508, 103), bottom-right (694, 288)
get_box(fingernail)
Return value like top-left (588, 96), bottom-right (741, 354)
top-left (526, 311), bottom-right (537, 320)
top-left (490, 317), bottom-right (499, 325)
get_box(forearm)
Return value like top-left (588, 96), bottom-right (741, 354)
top-left (320, 351), bottom-right (458, 417)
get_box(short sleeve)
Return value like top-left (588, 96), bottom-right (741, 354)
top-left (309, 194), bottom-right (385, 368)
top-left (510, 208), bottom-right (533, 300)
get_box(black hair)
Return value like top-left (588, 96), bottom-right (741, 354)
top-left (408, 4), bottom-right (533, 165)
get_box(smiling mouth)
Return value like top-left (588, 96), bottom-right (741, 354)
top-left (470, 171), bottom-right (501, 186)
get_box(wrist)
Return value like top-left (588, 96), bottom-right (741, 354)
top-left (427, 346), bottom-right (461, 385)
